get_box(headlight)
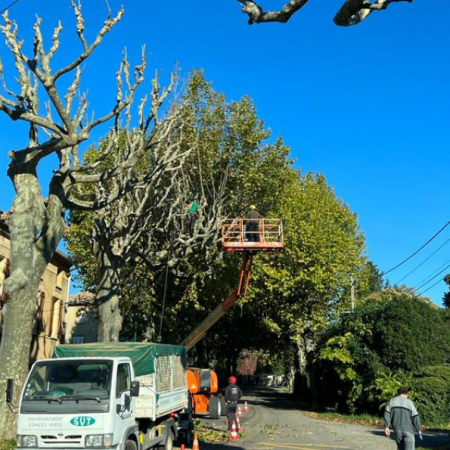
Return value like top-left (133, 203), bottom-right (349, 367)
top-left (85, 434), bottom-right (113, 448)
top-left (17, 435), bottom-right (38, 447)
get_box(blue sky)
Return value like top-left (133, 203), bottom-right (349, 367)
top-left (0, 0), bottom-right (449, 305)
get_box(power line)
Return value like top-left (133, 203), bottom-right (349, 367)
top-left (417, 276), bottom-right (447, 297)
top-left (414, 257), bottom-right (450, 289)
top-left (377, 218), bottom-right (450, 279)
top-left (394, 236), bottom-right (450, 284)
top-left (413, 262), bottom-right (450, 294)
top-left (0, 0), bottom-right (21, 15)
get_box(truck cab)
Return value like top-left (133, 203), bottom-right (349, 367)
top-left (17, 356), bottom-right (140, 449)
top-left (17, 342), bottom-right (191, 450)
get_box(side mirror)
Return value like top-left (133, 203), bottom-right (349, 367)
top-left (6, 379), bottom-right (13, 404)
top-left (130, 381), bottom-right (140, 397)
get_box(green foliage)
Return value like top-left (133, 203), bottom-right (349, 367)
top-left (67, 70), bottom-right (369, 384)
top-left (373, 370), bottom-right (414, 409)
top-left (179, 69), bottom-right (295, 217)
top-left (317, 290), bottom-right (450, 417)
top-left (413, 366), bottom-right (450, 427)
top-left (0, 440), bottom-right (16, 450)
top-left (67, 69), bottom-right (297, 347)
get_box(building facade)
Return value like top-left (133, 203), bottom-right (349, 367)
top-left (65, 291), bottom-right (98, 344)
top-left (0, 214), bottom-right (72, 361)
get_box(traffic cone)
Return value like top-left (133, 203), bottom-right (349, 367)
top-left (236, 416), bottom-right (242, 433)
top-left (193, 433), bottom-right (200, 450)
top-left (237, 405), bottom-right (243, 418)
top-left (229, 421), bottom-right (239, 441)
top-left (244, 401), bottom-right (249, 413)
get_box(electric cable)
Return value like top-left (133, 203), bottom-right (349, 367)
top-left (0, 0), bottom-right (21, 15)
top-left (416, 276), bottom-right (447, 297)
top-left (394, 236), bottom-right (450, 284)
top-left (413, 262), bottom-right (450, 294)
top-left (414, 257), bottom-right (450, 289)
top-left (375, 218), bottom-right (450, 279)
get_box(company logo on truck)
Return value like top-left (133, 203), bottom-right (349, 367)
top-left (70, 416), bottom-right (96, 427)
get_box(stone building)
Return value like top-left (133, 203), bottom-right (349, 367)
top-left (0, 212), bottom-right (71, 361)
top-left (65, 291), bottom-right (98, 344)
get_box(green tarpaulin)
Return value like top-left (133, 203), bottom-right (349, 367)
top-left (53, 342), bottom-right (186, 376)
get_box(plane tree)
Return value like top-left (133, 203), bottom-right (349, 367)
top-left (151, 72), bottom-right (297, 351)
top-left (0, 1), bottom-right (179, 437)
top-left (184, 170), bottom-right (368, 389)
top-left (67, 125), bottom-right (226, 342)
top-left (67, 70), bottom-right (296, 347)
top-left (234, 171), bottom-right (367, 399)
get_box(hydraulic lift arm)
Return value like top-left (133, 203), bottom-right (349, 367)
top-left (180, 252), bottom-right (254, 351)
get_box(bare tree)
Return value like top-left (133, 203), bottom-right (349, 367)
top-left (0, 1), bottom-right (178, 437)
top-left (85, 131), bottom-right (226, 342)
top-left (236, 0), bottom-right (413, 26)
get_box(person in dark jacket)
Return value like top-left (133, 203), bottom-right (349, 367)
top-left (245, 205), bottom-right (262, 242)
top-left (224, 376), bottom-right (242, 430)
top-left (384, 387), bottom-right (422, 450)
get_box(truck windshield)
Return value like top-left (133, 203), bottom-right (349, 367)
top-left (23, 360), bottom-right (112, 401)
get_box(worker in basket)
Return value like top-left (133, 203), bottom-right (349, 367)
top-left (245, 205), bottom-right (262, 242)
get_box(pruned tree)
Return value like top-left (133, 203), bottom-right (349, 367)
top-left (68, 128), bottom-right (226, 342)
top-left (236, 0), bottom-right (413, 26)
top-left (0, 1), bottom-right (178, 437)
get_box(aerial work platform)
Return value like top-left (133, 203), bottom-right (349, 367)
top-left (181, 217), bottom-right (284, 350)
top-left (221, 218), bottom-right (284, 252)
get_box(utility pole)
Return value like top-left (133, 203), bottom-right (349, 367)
top-left (350, 275), bottom-right (356, 311)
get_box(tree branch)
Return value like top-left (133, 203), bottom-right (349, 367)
top-left (334, 0), bottom-right (413, 26)
top-left (54, 4), bottom-right (124, 81)
top-left (235, 0), bottom-right (413, 26)
top-left (236, 0), bottom-right (310, 24)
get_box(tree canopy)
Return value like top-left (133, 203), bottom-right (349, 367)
top-left (318, 289), bottom-right (450, 414)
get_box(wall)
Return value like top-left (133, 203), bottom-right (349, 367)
top-left (65, 292), bottom-right (98, 344)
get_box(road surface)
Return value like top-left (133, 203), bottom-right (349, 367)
top-left (197, 387), bottom-right (450, 450)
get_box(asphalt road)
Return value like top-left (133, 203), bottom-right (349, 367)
top-left (197, 387), bottom-right (450, 450)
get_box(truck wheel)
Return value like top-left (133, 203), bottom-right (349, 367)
top-left (125, 439), bottom-right (137, 450)
top-left (208, 396), bottom-right (221, 419)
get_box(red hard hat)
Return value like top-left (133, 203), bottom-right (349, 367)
top-left (229, 376), bottom-right (237, 384)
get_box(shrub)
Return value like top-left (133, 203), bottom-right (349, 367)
top-left (413, 365), bottom-right (450, 427)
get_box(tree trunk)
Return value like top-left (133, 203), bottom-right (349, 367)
top-left (306, 348), bottom-right (318, 410)
top-left (293, 333), bottom-right (308, 400)
top-left (0, 173), bottom-right (60, 439)
top-left (97, 260), bottom-right (122, 342)
top-left (303, 324), bottom-right (319, 410)
top-left (0, 285), bottom-right (40, 438)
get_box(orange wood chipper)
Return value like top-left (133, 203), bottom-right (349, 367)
top-left (186, 368), bottom-right (223, 418)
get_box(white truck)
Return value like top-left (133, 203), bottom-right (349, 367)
top-left (15, 343), bottom-right (192, 450)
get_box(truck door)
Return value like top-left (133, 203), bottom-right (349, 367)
top-left (114, 363), bottom-right (133, 436)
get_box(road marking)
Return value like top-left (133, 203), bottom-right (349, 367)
top-left (258, 442), bottom-right (354, 450)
